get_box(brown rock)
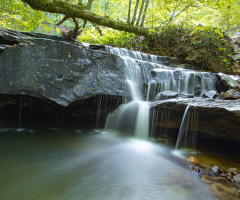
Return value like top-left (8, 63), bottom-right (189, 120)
top-left (220, 89), bottom-right (240, 99)
top-left (233, 174), bottom-right (240, 183)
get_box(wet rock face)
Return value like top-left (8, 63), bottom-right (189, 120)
top-left (220, 89), bottom-right (240, 99)
top-left (150, 99), bottom-right (240, 143)
top-left (1, 28), bottom-right (240, 143)
top-left (217, 73), bottom-right (240, 92)
top-left (0, 30), bottom-right (129, 107)
top-left (0, 95), bottom-right (122, 129)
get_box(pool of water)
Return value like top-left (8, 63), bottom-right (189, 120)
top-left (0, 128), bottom-right (229, 200)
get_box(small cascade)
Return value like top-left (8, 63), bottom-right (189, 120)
top-left (16, 96), bottom-right (24, 132)
top-left (134, 101), bottom-right (150, 139)
top-left (104, 46), bottom-right (217, 142)
top-left (105, 47), bottom-right (151, 139)
top-left (122, 57), bottom-right (143, 100)
top-left (29, 97), bottom-right (34, 132)
top-left (95, 96), bottom-right (123, 129)
top-left (147, 68), bottom-right (217, 101)
top-left (105, 46), bottom-right (158, 63)
top-left (179, 71), bottom-right (195, 97)
top-left (0, 97), bottom-right (4, 132)
top-left (95, 96), bottom-right (103, 128)
top-left (150, 106), bottom-right (172, 139)
top-left (175, 105), bottom-right (198, 149)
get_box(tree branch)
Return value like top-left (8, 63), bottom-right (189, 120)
top-left (21, 0), bottom-right (150, 37)
top-left (56, 15), bottom-right (69, 26)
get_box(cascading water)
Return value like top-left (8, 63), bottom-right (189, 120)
top-left (105, 47), bottom-right (152, 139)
top-left (175, 105), bottom-right (190, 149)
top-left (175, 105), bottom-right (199, 149)
top-left (16, 96), bottom-right (24, 132)
top-left (104, 46), bottom-right (217, 146)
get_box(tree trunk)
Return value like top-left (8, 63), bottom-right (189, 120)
top-left (136, 0), bottom-right (145, 26)
top-left (140, 0), bottom-right (149, 27)
top-left (127, 0), bottom-right (132, 23)
top-left (87, 0), bottom-right (94, 10)
top-left (21, 0), bottom-right (150, 37)
top-left (131, 0), bottom-right (140, 25)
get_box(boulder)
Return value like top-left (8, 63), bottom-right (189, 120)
top-left (0, 29), bottom-right (129, 107)
top-left (232, 64), bottom-right (240, 75)
top-left (220, 89), bottom-right (240, 99)
top-left (231, 54), bottom-right (240, 61)
top-left (150, 98), bottom-right (240, 143)
top-left (203, 90), bottom-right (218, 99)
top-left (89, 44), bottom-right (105, 51)
top-left (217, 72), bottom-right (240, 92)
top-left (1, 28), bottom-right (240, 144)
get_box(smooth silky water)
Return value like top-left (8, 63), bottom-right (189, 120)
top-left (0, 128), bottom-right (218, 200)
top-left (0, 47), bottom-right (238, 200)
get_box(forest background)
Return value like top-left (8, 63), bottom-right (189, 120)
top-left (1, 0), bottom-right (240, 74)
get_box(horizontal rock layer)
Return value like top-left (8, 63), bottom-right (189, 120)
top-left (1, 28), bottom-right (240, 144)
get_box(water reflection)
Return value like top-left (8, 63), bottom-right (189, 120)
top-left (0, 129), bottom-right (216, 200)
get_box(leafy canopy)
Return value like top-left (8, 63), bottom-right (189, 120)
top-left (1, 0), bottom-right (239, 33)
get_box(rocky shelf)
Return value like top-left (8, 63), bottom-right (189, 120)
top-left (1, 28), bottom-right (240, 144)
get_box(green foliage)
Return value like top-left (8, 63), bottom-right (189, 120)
top-left (79, 28), bottom-right (136, 48)
top-left (148, 25), bottom-right (234, 73)
top-left (79, 23), bottom-right (235, 73)
top-left (2, 0), bottom-right (239, 74)
top-left (0, 0), bottom-right (53, 32)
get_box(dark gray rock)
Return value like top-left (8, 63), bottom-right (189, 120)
top-left (0, 34), bottom-right (129, 107)
top-left (203, 90), bottom-right (218, 99)
top-left (150, 98), bottom-right (240, 143)
top-left (0, 28), bottom-right (24, 44)
top-left (156, 56), bottom-right (185, 66)
top-left (217, 72), bottom-right (240, 92)
top-left (179, 93), bottom-right (194, 98)
top-left (89, 44), bottom-right (105, 51)
top-left (156, 91), bottom-right (178, 100)
top-left (1, 28), bottom-right (240, 144)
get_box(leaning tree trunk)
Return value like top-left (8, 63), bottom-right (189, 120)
top-left (21, 0), bottom-right (150, 38)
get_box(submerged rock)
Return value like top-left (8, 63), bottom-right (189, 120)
top-left (233, 174), bottom-right (240, 183)
top-left (211, 166), bottom-right (220, 174)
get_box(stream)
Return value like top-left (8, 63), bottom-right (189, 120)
top-left (0, 128), bottom-right (219, 200)
top-left (0, 40), bottom-right (240, 199)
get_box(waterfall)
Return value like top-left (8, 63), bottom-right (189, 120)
top-left (134, 101), bottom-right (150, 139)
top-left (105, 48), bottom-right (151, 139)
top-left (175, 105), bottom-right (190, 149)
top-left (16, 96), bottom-right (24, 132)
top-left (104, 46), bottom-right (216, 142)
top-left (175, 105), bottom-right (198, 149)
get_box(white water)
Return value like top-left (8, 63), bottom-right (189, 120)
top-left (175, 105), bottom-right (199, 149)
top-left (0, 129), bottom-right (216, 200)
top-left (105, 46), bottom-right (218, 142)
top-left (175, 105), bottom-right (190, 149)
top-left (105, 48), bottom-right (151, 139)
top-left (134, 101), bottom-right (150, 139)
